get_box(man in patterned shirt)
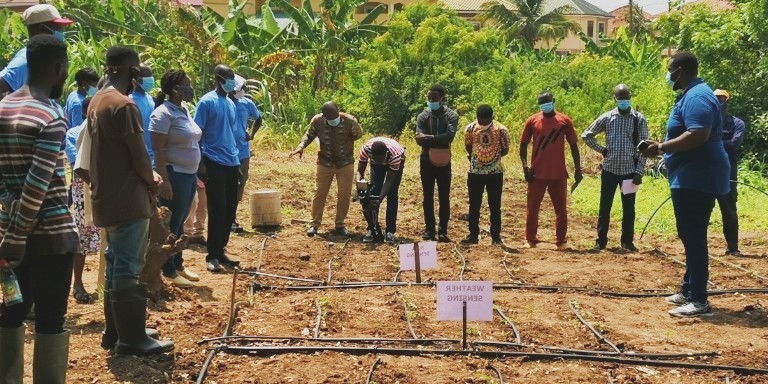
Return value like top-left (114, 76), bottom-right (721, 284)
top-left (291, 102), bottom-right (363, 237)
top-left (0, 35), bottom-right (79, 384)
top-left (461, 105), bottom-right (509, 245)
top-left (582, 84), bottom-right (649, 252)
top-left (356, 137), bottom-right (406, 244)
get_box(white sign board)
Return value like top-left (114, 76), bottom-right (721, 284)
top-left (436, 281), bottom-right (493, 321)
top-left (398, 242), bottom-right (438, 270)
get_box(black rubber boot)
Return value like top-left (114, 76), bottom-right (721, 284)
top-left (0, 326), bottom-right (24, 384)
top-left (33, 331), bottom-right (69, 384)
top-left (111, 280), bottom-right (174, 356)
top-left (101, 289), bottom-right (159, 349)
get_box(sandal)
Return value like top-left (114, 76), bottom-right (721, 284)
top-left (73, 287), bottom-right (94, 304)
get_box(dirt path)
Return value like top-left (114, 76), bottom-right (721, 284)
top-left (21, 150), bottom-right (767, 383)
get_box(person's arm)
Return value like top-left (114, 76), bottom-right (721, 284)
top-left (349, 116), bottom-right (363, 141)
top-left (379, 168), bottom-right (397, 201)
top-left (464, 123), bottom-right (474, 156)
top-left (633, 116), bottom-right (650, 181)
top-left (65, 128), bottom-right (79, 166)
top-left (566, 119), bottom-right (583, 182)
top-left (500, 126), bottom-right (510, 157)
top-left (0, 117), bottom-right (68, 265)
top-left (414, 112), bottom-right (430, 146)
top-left (581, 115), bottom-right (607, 155)
top-left (194, 100), bottom-right (209, 181)
top-left (726, 118), bottom-right (747, 152)
top-left (246, 101), bottom-right (262, 139)
top-left (290, 118), bottom-right (318, 158)
top-left (149, 107), bottom-right (173, 200)
top-left (642, 97), bottom-right (715, 157)
top-left (425, 111), bottom-right (458, 146)
top-left (121, 104), bottom-right (156, 188)
top-left (0, 78), bottom-right (9, 98)
top-left (519, 119), bottom-right (534, 182)
top-left (356, 160), bottom-right (368, 183)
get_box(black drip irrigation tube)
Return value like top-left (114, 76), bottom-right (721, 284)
top-left (397, 293), bottom-right (419, 340)
top-left (501, 252), bottom-right (526, 284)
top-left (314, 298), bottom-right (323, 339)
top-left (709, 254), bottom-right (768, 283)
top-left (487, 363), bottom-right (504, 384)
top-left (217, 345), bottom-right (768, 375)
top-left (326, 239), bottom-right (351, 284)
top-left (366, 357), bottom-right (382, 384)
top-left (568, 300), bottom-right (622, 354)
top-left (494, 307), bottom-right (522, 344)
top-left (652, 248), bottom-right (722, 289)
top-left (454, 245), bottom-right (466, 281)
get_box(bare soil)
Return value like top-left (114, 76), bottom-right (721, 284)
top-left (17, 150), bottom-right (768, 383)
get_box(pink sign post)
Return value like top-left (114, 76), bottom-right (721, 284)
top-left (436, 281), bottom-right (493, 350)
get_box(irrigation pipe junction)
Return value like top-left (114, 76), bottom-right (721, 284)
top-left (194, 238), bottom-right (768, 382)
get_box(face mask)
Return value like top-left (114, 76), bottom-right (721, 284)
top-left (45, 26), bottom-right (65, 42)
top-left (427, 101), bottom-right (441, 111)
top-left (666, 67), bottom-right (681, 88)
top-left (220, 77), bottom-right (237, 93)
top-left (234, 89), bottom-right (246, 100)
top-left (86, 86), bottom-right (97, 97)
top-left (539, 102), bottom-right (554, 113)
top-left (327, 117), bottom-right (341, 127)
top-left (616, 99), bottom-right (631, 110)
top-left (176, 85), bottom-right (195, 102)
top-left (139, 77), bottom-right (155, 92)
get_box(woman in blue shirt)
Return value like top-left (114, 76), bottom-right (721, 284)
top-left (149, 70), bottom-right (202, 287)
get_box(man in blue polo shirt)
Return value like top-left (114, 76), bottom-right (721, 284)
top-left (195, 64), bottom-right (241, 272)
top-left (229, 75), bottom-right (262, 233)
top-left (641, 52), bottom-right (730, 317)
top-left (130, 63), bottom-right (156, 163)
top-left (65, 67), bottom-right (99, 128)
top-left (0, 4), bottom-right (73, 98)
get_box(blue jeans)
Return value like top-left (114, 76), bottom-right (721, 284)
top-left (369, 161), bottom-right (404, 234)
top-left (160, 166), bottom-right (198, 277)
top-left (104, 218), bottom-right (150, 290)
top-left (671, 188), bottom-right (716, 303)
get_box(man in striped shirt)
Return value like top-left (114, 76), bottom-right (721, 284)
top-left (356, 137), bottom-right (405, 244)
top-left (0, 35), bottom-right (78, 384)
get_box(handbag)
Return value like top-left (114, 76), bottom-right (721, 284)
top-left (427, 114), bottom-right (451, 167)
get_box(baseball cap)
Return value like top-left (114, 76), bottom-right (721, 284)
top-left (234, 75), bottom-right (246, 92)
top-left (23, 4), bottom-right (74, 26)
top-left (713, 89), bottom-right (731, 100)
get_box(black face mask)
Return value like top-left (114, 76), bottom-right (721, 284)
top-left (176, 85), bottom-right (195, 102)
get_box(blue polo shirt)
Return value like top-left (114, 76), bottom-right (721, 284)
top-left (234, 97), bottom-right (261, 160)
top-left (0, 48), bottom-right (27, 93)
top-left (130, 89), bottom-right (155, 163)
top-left (194, 90), bottom-right (239, 167)
top-left (65, 90), bottom-right (86, 128)
top-left (664, 78), bottom-right (730, 196)
top-left (65, 121), bottom-right (85, 166)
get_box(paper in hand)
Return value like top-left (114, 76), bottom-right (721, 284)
top-left (621, 179), bottom-right (640, 195)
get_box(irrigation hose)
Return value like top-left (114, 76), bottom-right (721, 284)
top-left (239, 270), bottom-right (325, 284)
top-left (493, 306), bottom-right (522, 345)
top-left (568, 300), bottom-right (622, 354)
top-left (326, 239), bottom-right (351, 284)
top-left (454, 244), bottom-right (467, 281)
top-left (397, 293), bottom-right (419, 340)
top-left (366, 357), bottom-right (382, 384)
top-left (220, 345), bottom-right (768, 375)
top-left (486, 363), bottom-right (504, 384)
top-left (501, 252), bottom-right (526, 284)
top-left (314, 297), bottom-right (323, 339)
top-left (709, 254), bottom-right (767, 282)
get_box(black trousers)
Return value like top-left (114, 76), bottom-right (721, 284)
top-left (596, 171), bottom-right (636, 246)
top-left (467, 172), bottom-right (503, 239)
top-left (204, 156), bottom-right (240, 261)
top-left (0, 252), bottom-right (73, 334)
top-left (420, 157), bottom-right (451, 235)
top-left (717, 181), bottom-right (738, 252)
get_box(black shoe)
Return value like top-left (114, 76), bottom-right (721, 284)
top-left (725, 249), bottom-right (742, 256)
top-left (461, 236), bottom-right (479, 245)
top-left (307, 226), bottom-right (317, 237)
top-left (422, 231), bottom-right (436, 241)
top-left (437, 234), bottom-right (451, 243)
top-left (111, 281), bottom-right (174, 356)
top-left (590, 243), bottom-right (606, 252)
top-left (188, 236), bottom-right (207, 246)
top-left (335, 227), bottom-right (350, 237)
top-left (101, 289), bottom-right (159, 349)
top-left (384, 232), bottom-right (395, 244)
top-left (231, 222), bottom-right (244, 234)
top-left (363, 230), bottom-right (375, 243)
top-left (491, 238), bottom-right (503, 246)
top-left (206, 259), bottom-right (223, 273)
top-left (621, 242), bottom-right (639, 252)
top-left (220, 254), bottom-right (241, 267)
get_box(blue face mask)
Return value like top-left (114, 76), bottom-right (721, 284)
top-left (616, 99), bottom-right (631, 110)
top-left (139, 77), bottom-right (155, 92)
top-left (539, 102), bottom-right (554, 113)
top-left (221, 78), bottom-right (237, 93)
top-left (327, 117), bottom-right (341, 127)
top-left (427, 101), bottom-right (441, 111)
top-left (45, 26), bottom-right (65, 42)
top-left (665, 70), bottom-right (677, 88)
top-left (86, 86), bottom-right (97, 97)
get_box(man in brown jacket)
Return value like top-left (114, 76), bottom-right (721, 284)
top-left (291, 102), bottom-right (363, 237)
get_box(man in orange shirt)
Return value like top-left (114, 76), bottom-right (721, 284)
top-left (519, 91), bottom-right (582, 249)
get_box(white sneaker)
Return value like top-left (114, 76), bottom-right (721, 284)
top-left (668, 301), bottom-right (712, 317)
top-left (178, 268), bottom-right (200, 282)
top-left (167, 274), bottom-right (194, 288)
top-left (665, 293), bottom-right (687, 305)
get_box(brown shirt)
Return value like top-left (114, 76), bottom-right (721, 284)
top-left (297, 112), bottom-right (363, 168)
top-left (87, 88), bottom-right (155, 227)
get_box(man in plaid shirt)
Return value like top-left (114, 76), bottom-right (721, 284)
top-left (582, 84), bottom-right (649, 252)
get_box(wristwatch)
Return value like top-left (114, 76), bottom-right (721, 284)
top-left (657, 143), bottom-right (665, 155)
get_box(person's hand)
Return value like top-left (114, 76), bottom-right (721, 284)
top-left (196, 178), bottom-right (205, 189)
top-left (289, 148), bottom-right (303, 159)
top-left (523, 167), bottom-right (535, 183)
top-left (0, 242), bottom-right (25, 270)
top-left (197, 164), bottom-right (208, 184)
top-left (574, 170), bottom-right (584, 184)
top-left (641, 140), bottom-right (660, 158)
top-left (159, 181), bottom-right (173, 201)
top-left (152, 171), bottom-right (163, 185)
top-left (370, 196), bottom-right (381, 209)
top-left (633, 174), bottom-right (643, 185)
top-left (415, 133), bottom-right (428, 145)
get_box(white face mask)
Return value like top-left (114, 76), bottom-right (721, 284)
top-left (234, 89), bottom-right (246, 100)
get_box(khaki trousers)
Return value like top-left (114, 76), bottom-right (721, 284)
top-left (311, 164), bottom-right (354, 229)
top-left (184, 182), bottom-right (207, 238)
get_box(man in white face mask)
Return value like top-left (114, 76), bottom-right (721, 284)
top-left (228, 75), bottom-right (262, 233)
top-left (290, 102), bottom-right (363, 237)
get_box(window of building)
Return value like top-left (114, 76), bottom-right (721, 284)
top-left (356, 2), bottom-right (388, 14)
top-left (394, 3), bottom-right (404, 12)
top-left (587, 21), bottom-right (594, 38)
top-left (598, 22), bottom-right (605, 37)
